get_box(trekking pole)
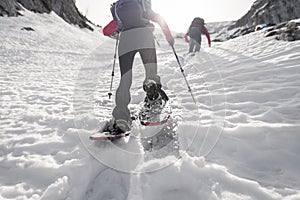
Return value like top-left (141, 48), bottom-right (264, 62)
top-left (108, 33), bottom-right (119, 99)
top-left (171, 45), bottom-right (197, 104)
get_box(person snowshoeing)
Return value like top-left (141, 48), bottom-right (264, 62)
top-left (184, 17), bottom-right (211, 53)
top-left (102, 0), bottom-right (174, 134)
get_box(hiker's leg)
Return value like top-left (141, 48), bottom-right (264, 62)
top-left (139, 48), bottom-right (161, 87)
top-left (195, 41), bottom-right (201, 52)
top-left (112, 50), bottom-right (137, 122)
top-left (140, 48), bottom-right (169, 101)
top-left (195, 36), bottom-right (202, 52)
top-left (189, 39), bottom-right (196, 52)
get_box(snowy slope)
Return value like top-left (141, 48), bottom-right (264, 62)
top-left (1, 11), bottom-right (300, 200)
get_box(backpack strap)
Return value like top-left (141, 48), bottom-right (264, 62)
top-left (114, 2), bottom-right (121, 24)
top-left (140, 0), bottom-right (146, 12)
top-left (110, 2), bottom-right (122, 31)
top-left (140, 0), bottom-right (151, 19)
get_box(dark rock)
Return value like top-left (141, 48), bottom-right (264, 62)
top-left (215, 26), bottom-right (255, 41)
top-left (17, 0), bottom-right (52, 13)
top-left (273, 22), bottom-right (288, 30)
top-left (211, 39), bottom-right (223, 42)
top-left (213, 0), bottom-right (300, 41)
top-left (0, 0), bottom-right (93, 30)
top-left (264, 29), bottom-right (280, 37)
top-left (50, 0), bottom-right (93, 30)
top-left (230, 0), bottom-right (300, 30)
top-left (277, 21), bottom-right (300, 41)
top-left (264, 21), bottom-right (300, 42)
top-left (21, 26), bottom-right (35, 31)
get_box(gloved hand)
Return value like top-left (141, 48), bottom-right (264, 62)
top-left (103, 20), bottom-right (118, 36)
top-left (184, 34), bottom-right (190, 43)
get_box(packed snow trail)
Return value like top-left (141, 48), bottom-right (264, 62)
top-left (204, 33), bottom-right (300, 190)
top-left (1, 11), bottom-right (300, 200)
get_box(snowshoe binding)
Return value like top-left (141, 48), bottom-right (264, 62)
top-left (140, 80), bottom-right (171, 126)
top-left (90, 119), bottom-right (131, 141)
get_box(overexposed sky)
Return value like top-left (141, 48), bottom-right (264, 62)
top-left (76, 0), bottom-right (256, 32)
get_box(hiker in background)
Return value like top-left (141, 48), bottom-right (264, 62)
top-left (184, 17), bottom-right (211, 53)
top-left (102, 0), bottom-right (174, 134)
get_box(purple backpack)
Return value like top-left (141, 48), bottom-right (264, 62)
top-left (111, 0), bottom-right (152, 30)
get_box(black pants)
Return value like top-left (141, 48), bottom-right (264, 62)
top-left (112, 48), bottom-right (161, 122)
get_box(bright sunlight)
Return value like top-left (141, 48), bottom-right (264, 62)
top-left (152, 0), bottom-right (255, 32)
top-left (75, 0), bottom-right (255, 33)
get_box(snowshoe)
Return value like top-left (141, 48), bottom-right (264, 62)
top-left (89, 131), bottom-right (130, 141)
top-left (139, 98), bottom-right (172, 126)
top-left (144, 79), bottom-right (169, 102)
top-left (90, 119), bottom-right (131, 141)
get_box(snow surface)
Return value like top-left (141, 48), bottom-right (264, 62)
top-left (1, 10), bottom-right (300, 200)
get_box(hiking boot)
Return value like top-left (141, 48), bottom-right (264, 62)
top-left (144, 80), bottom-right (169, 102)
top-left (103, 119), bottom-right (130, 135)
top-left (144, 80), bottom-right (159, 101)
top-left (116, 119), bottom-right (131, 132)
top-left (157, 86), bottom-right (169, 102)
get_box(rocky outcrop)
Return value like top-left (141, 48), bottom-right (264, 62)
top-left (17, 0), bottom-right (52, 13)
top-left (50, 0), bottom-right (91, 29)
top-left (0, 0), bottom-right (92, 30)
top-left (229, 0), bottom-right (300, 30)
top-left (264, 20), bottom-right (300, 41)
top-left (0, 0), bottom-right (21, 16)
top-left (213, 0), bottom-right (300, 41)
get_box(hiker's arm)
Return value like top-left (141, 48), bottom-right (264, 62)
top-left (184, 28), bottom-right (190, 43)
top-left (184, 34), bottom-right (189, 43)
top-left (203, 26), bottom-right (211, 47)
top-left (149, 11), bottom-right (174, 46)
top-left (103, 20), bottom-right (118, 36)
